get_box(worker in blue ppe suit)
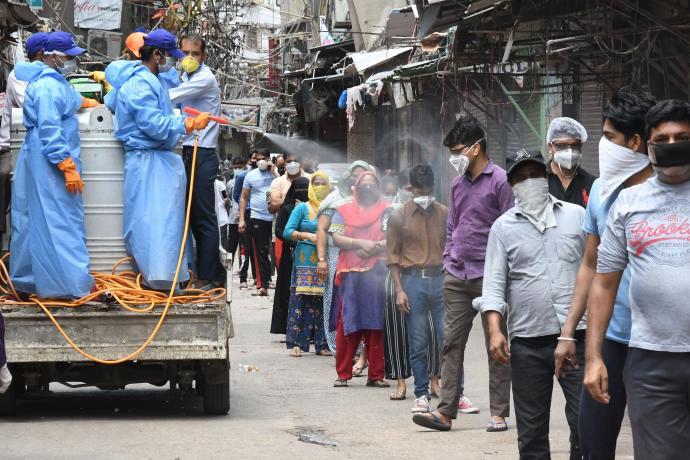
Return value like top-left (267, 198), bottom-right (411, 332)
top-left (10, 31), bottom-right (99, 299)
top-left (104, 29), bottom-right (211, 290)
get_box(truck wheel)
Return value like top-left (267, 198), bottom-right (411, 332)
top-left (203, 367), bottom-right (229, 415)
top-left (0, 381), bottom-right (17, 416)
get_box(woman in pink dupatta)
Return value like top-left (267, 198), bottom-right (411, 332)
top-left (332, 172), bottom-right (390, 388)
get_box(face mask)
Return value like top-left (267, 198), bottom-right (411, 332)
top-left (397, 189), bottom-right (413, 203)
top-left (286, 161), bottom-right (300, 176)
top-left (449, 154), bottom-right (470, 176)
top-left (57, 56), bottom-right (77, 75)
top-left (649, 141), bottom-right (690, 167)
top-left (181, 55), bottom-right (200, 74)
top-left (358, 186), bottom-right (380, 204)
top-left (599, 136), bottom-right (650, 203)
top-left (312, 185), bottom-right (330, 201)
top-left (512, 177), bottom-right (556, 233)
top-left (553, 148), bottom-right (582, 170)
top-left (249, 161), bottom-right (257, 169)
top-left (258, 159), bottom-right (269, 171)
top-left (413, 196), bottom-right (435, 210)
top-left (157, 52), bottom-right (175, 73)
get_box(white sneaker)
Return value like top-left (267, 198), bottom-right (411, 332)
top-left (411, 395), bottom-right (431, 413)
top-left (458, 396), bottom-right (480, 414)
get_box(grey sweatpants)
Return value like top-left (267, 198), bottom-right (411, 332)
top-left (624, 348), bottom-right (690, 460)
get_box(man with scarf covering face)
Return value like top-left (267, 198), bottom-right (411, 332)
top-left (331, 172), bottom-right (390, 388)
top-left (553, 87), bottom-right (656, 460)
top-left (477, 149), bottom-right (586, 459)
top-left (586, 100), bottom-right (690, 459)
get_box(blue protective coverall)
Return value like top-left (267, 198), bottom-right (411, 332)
top-left (10, 61), bottom-right (94, 298)
top-left (105, 60), bottom-right (190, 289)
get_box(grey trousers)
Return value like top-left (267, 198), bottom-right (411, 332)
top-left (511, 336), bottom-right (584, 460)
top-left (624, 348), bottom-right (690, 460)
top-left (437, 274), bottom-right (511, 419)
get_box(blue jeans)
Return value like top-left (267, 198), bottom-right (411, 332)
top-left (402, 271), bottom-right (445, 398)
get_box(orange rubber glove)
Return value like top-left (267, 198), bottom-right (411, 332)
top-left (58, 157), bottom-right (85, 194)
top-left (81, 97), bottom-right (100, 109)
top-left (185, 112), bottom-right (211, 134)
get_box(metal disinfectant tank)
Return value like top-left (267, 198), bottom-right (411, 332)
top-left (10, 106), bottom-right (132, 273)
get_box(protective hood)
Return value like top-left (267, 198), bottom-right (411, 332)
top-left (14, 61), bottom-right (61, 83)
top-left (105, 60), bottom-right (144, 90)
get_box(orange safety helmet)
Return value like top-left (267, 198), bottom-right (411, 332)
top-left (124, 32), bottom-right (146, 58)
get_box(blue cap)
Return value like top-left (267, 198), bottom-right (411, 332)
top-left (45, 31), bottom-right (86, 56)
top-left (133, 26), bottom-right (149, 33)
top-left (26, 32), bottom-right (48, 56)
top-left (143, 29), bottom-right (184, 59)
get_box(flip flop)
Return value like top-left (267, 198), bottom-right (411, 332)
top-left (251, 289), bottom-right (268, 297)
top-left (352, 364), bottom-right (367, 377)
top-left (366, 380), bottom-right (390, 388)
top-left (412, 412), bottom-right (451, 431)
top-left (390, 389), bottom-right (407, 400)
top-left (333, 379), bottom-right (348, 387)
top-left (486, 420), bottom-right (509, 432)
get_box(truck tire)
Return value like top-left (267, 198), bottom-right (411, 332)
top-left (0, 380), bottom-right (17, 416)
top-left (203, 366), bottom-right (229, 415)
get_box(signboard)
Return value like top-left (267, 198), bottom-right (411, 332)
top-left (74, 0), bottom-right (123, 30)
top-left (220, 104), bottom-right (261, 128)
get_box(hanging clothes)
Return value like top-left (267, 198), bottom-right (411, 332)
top-left (9, 61), bottom-right (94, 298)
top-left (105, 60), bottom-right (189, 289)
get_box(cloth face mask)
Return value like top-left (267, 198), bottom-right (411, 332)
top-left (513, 177), bottom-right (556, 233)
top-left (599, 136), bottom-right (650, 203)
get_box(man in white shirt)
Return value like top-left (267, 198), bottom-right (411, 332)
top-left (169, 34), bottom-right (223, 290)
top-left (268, 152), bottom-right (311, 213)
top-left (0, 32), bottom-right (48, 247)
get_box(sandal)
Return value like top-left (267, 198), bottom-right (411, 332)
top-left (251, 289), bottom-right (268, 297)
top-left (486, 420), bottom-right (509, 432)
top-left (333, 379), bottom-right (348, 387)
top-left (390, 389), bottom-right (407, 400)
top-left (239, 282), bottom-right (248, 290)
top-left (366, 380), bottom-right (390, 388)
top-left (412, 412), bottom-right (451, 432)
top-left (352, 363), bottom-right (368, 377)
top-left (316, 350), bottom-right (333, 356)
top-left (289, 347), bottom-right (302, 357)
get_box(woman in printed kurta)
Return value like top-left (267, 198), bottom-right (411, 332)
top-left (283, 172), bottom-right (331, 356)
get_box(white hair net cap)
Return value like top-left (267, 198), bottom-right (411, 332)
top-left (547, 117), bottom-right (588, 143)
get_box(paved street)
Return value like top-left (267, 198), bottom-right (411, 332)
top-left (3, 281), bottom-right (633, 459)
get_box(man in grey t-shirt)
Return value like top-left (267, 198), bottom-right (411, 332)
top-left (586, 99), bottom-right (690, 459)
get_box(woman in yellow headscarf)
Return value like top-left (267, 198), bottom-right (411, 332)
top-left (283, 171), bottom-right (331, 357)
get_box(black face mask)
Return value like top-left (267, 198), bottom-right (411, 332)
top-left (650, 141), bottom-right (690, 167)
top-left (358, 187), bottom-right (380, 204)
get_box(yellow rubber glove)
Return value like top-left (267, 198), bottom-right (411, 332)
top-left (58, 157), bottom-right (85, 194)
top-left (81, 97), bottom-right (100, 109)
top-left (89, 71), bottom-right (113, 92)
top-left (184, 112), bottom-right (211, 134)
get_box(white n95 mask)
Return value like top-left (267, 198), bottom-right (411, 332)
top-left (449, 154), bottom-right (469, 176)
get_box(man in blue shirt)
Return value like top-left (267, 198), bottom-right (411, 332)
top-left (554, 87), bottom-right (656, 459)
top-left (169, 34), bottom-right (223, 290)
top-left (239, 148), bottom-right (277, 296)
top-left (233, 153), bottom-right (256, 288)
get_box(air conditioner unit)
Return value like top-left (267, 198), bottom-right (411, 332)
top-left (87, 30), bottom-right (122, 60)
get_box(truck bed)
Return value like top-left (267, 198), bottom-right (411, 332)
top-left (1, 302), bottom-right (233, 363)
